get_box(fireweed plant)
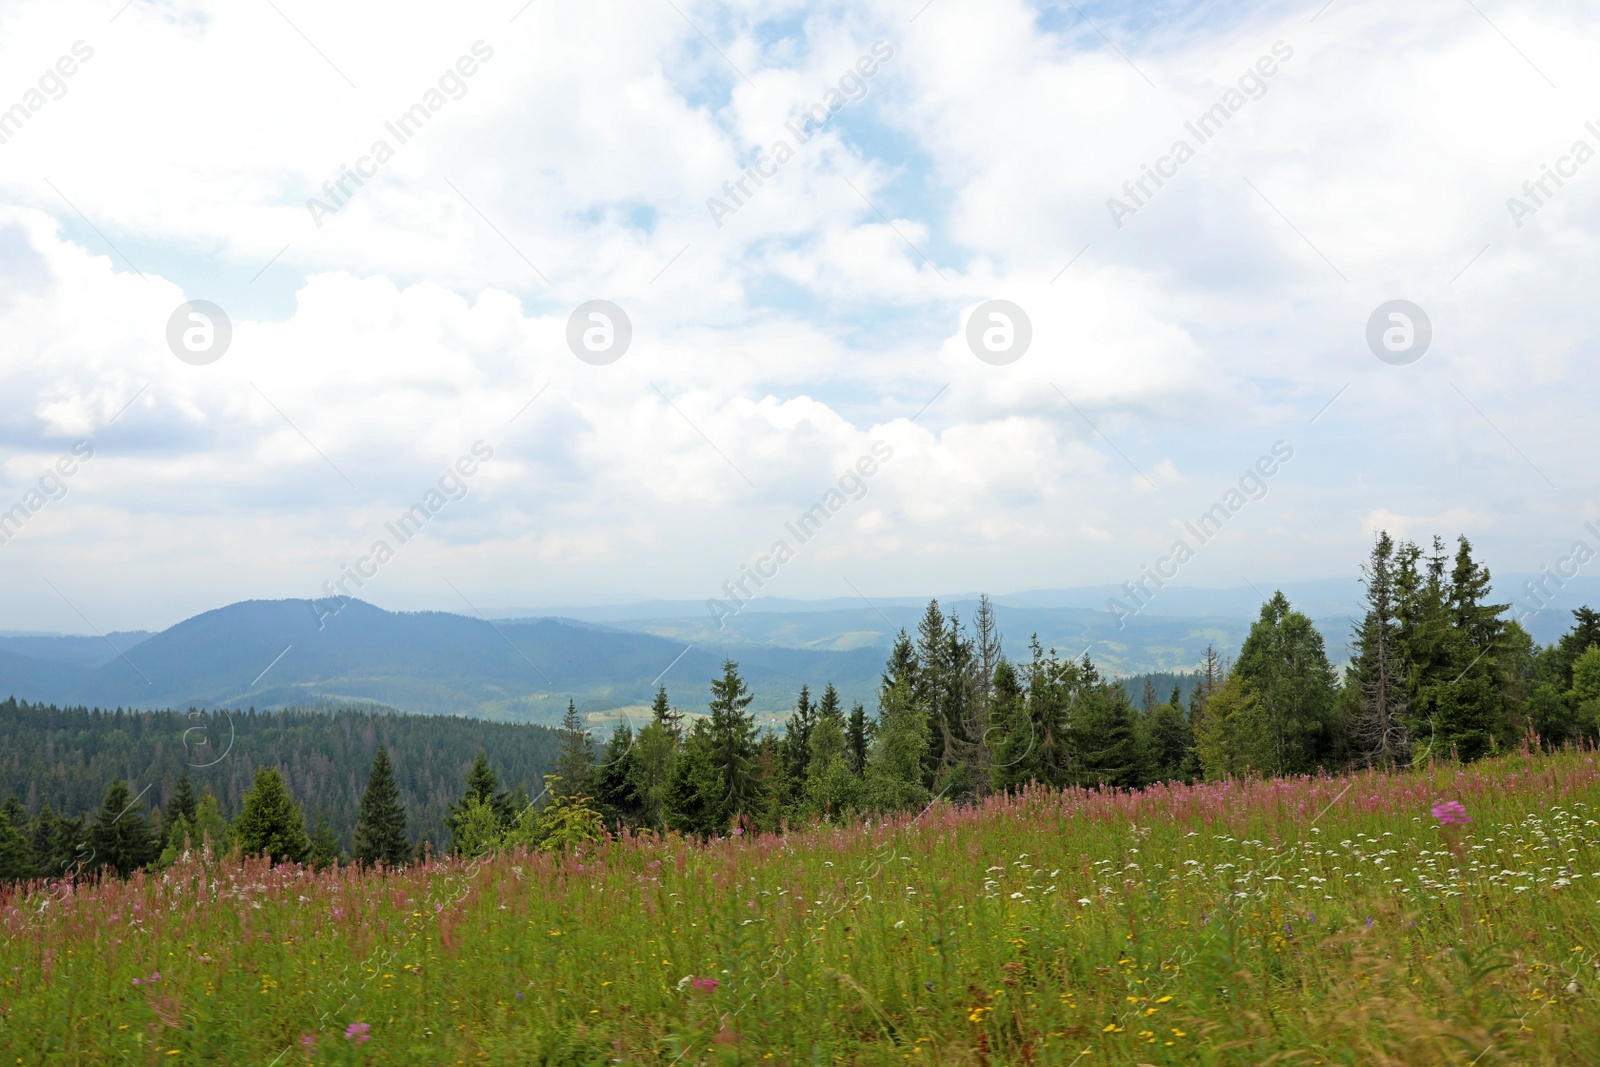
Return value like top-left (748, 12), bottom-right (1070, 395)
top-left (5, 746), bottom-right (1600, 1065)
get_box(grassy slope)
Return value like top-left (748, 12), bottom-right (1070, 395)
top-left (6, 749), bottom-right (1600, 1065)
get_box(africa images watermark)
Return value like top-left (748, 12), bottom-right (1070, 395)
top-left (706, 40), bottom-right (896, 228)
top-left (1505, 118), bottom-right (1600, 229)
top-left (311, 441), bottom-right (495, 628)
top-left (1106, 440), bottom-right (1295, 627)
top-left (706, 440), bottom-right (895, 629)
top-left (0, 40), bottom-right (94, 148)
top-left (0, 441), bottom-right (94, 549)
top-left (1106, 40), bottom-right (1294, 229)
top-left (1513, 519), bottom-right (1600, 624)
top-left (306, 41), bottom-right (495, 228)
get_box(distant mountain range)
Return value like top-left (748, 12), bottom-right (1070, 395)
top-left (1, 575), bottom-right (1592, 726)
top-left (0, 599), bottom-right (887, 726)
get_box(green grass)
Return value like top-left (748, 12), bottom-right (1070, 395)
top-left (6, 748), bottom-right (1600, 1065)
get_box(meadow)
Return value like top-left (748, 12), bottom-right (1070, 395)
top-left (5, 746), bottom-right (1600, 1065)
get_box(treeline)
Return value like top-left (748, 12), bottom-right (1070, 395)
top-left (0, 701), bottom-right (560, 850)
top-left (7, 529), bottom-right (1599, 880)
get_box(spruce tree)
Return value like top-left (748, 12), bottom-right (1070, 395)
top-left (650, 684), bottom-right (683, 738)
top-left (161, 772), bottom-right (198, 842)
top-left (846, 703), bottom-right (871, 776)
top-left (354, 748), bottom-right (410, 868)
top-left (88, 778), bottom-right (157, 877)
top-left (309, 810), bottom-right (341, 870)
top-left (783, 685), bottom-right (816, 793)
top-left (593, 724), bottom-right (641, 827)
top-left (627, 719), bottom-right (678, 830)
top-left (988, 659), bottom-right (1037, 792)
top-left (1350, 531), bottom-right (1410, 766)
top-left (707, 660), bottom-right (759, 822)
top-left (554, 701), bottom-right (596, 799)
top-left (1067, 664), bottom-right (1143, 789)
top-left (864, 679), bottom-right (930, 812)
top-left (234, 768), bottom-right (310, 866)
top-left (1234, 591), bottom-right (1338, 775)
top-left (0, 815), bottom-right (31, 883)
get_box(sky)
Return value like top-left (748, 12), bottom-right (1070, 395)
top-left (1, 0), bottom-right (1598, 634)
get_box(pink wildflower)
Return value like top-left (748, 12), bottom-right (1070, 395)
top-left (345, 1022), bottom-right (371, 1043)
top-left (1432, 800), bottom-right (1470, 825)
top-left (693, 978), bottom-right (719, 991)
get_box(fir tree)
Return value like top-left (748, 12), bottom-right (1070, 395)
top-left (864, 679), bottom-right (930, 812)
top-left (161, 772), bottom-right (198, 842)
top-left (627, 719), bottom-right (678, 830)
top-left (1067, 662), bottom-right (1143, 789)
top-left (309, 810), bottom-right (341, 870)
top-left (783, 685), bottom-right (816, 794)
top-left (1350, 531), bottom-right (1410, 766)
top-left (988, 659), bottom-right (1036, 792)
top-left (1234, 592), bottom-right (1338, 775)
top-left (593, 724), bottom-right (642, 827)
top-left (234, 768), bottom-right (310, 866)
top-left (650, 684), bottom-right (683, 738)
top-left (0, 814), bottom-right (31, 883)
top-left (354, 748), bottom-right (410, 868)
top-left (707, 660), bottom-right (760, 823)
top-left (554, 701), bottom-right (596, 799)
top-left (88, 778), bottom-right (157, 877)
top-left (846, 703), bottom-right (870, 777)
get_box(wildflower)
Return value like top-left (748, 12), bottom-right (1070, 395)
top-left (1433, 800), bottom-right (1471, 826)
top-left (677, 975), bottom-right (694, 991)
top-left (345, 1022), bottom-right (371, 1043)
top-left (693, 978), bottom-right (720, 991)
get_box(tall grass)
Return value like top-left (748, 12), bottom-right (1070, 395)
top-left (6, 747), bottom-right (1600, 1064)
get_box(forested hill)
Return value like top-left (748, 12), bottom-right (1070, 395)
top-left (0, 699), bottom-right (561, 852)
top-left (0, 598), bottom-right (886, 723)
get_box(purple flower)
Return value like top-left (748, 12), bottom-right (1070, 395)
top-left (693, 978), bottom-right (719, 991)
top-left (345, 1022), bottom-right (371, 1043)
top-left (733, 827), bottom-right (744, 836)
top-left (1432, 800), bottom-right (1471, 826)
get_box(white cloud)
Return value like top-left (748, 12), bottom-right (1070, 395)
top-left (1, 0), bottom-right (1597, 630)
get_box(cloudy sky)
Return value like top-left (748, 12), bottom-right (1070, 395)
top-left (1, 0), bottom-right (1596, 633)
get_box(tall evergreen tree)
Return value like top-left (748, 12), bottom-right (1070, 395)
top-left (161, 772), bottom-right (198, 842)
top-left (783, 685), bottom-right (816, 793)
top-left (627, 719), bottom-right (678, 830)
top-left (1233, 591), bottom-right (1339, 775)
top-left (1067, 660), bottom-right (1143, 789)
top-left (234, 768), bottom-right (310, 866)
top-left (864, 678), bottom-right (931, 812)
top-left (554, 701), bottom-right (596, 799)
top-left (354, 747), bottom-right (410, 868)
top-left (988, 658), bottom-right (1036, 792)
top-left (881, 629), bottom-right (919, 696)
top-left (707, 660), bottom-right (760, 823)
top-left (1350, 531), bottom-right (1410, 766)
top-left (88, 778), bottom-right (157, 877)
top-left (309, 810), bottom-right (341, 870)
top-left (846, 703), bottom-right (871, 776)
top-left (593, 724), bottom-right (642, 827)
top-left (650, 684), bottom-right (684, 738)
top-left (1194, 676), bottom-right (1272, 780)
top-left (0, 813), bottom-right (32, 883)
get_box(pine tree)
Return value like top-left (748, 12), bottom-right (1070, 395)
top-left (1233, 591), bottom-right (1338, 775)
top-left (0, 814), bottom-right (31, 883)
top-left (803, 703), bottom-right (858, 818)
top-left (593, 724), bottom-right (642, 827)
top-left (1067, 662), bottom-right (1143, 789)
top-left (988, 659), bottom-right (1036, 792)
top-left (783, 685), bottom-right (816, 793)
top-left (1350, 531), bottom-right (1410, 766)
top-left (881, 629), bottom-right (919, 696)
top-left (309, 810), bottom-right (341, 870)
top-left (627, 719), bottom-right (678, 830)
top-left (650, 684), bottom-right (683, 738)
top-left (1194, 676), bottom-right (1272, 780)
top-left (161, 772), bottom-right (198, 843)
top-left (707, 660), bottom-right (759, 823)
top-left (664, 720), bottom-right (724, 836)
top-left (234, 768), bottom-right (310, 866)
top-left (1146, 696), bottom-right (1195, 782)
top-left (88, 778), bottom-right (157, 877)
top-left (864, 679), bottom-right (930, 812)
top-left (846, 703), bottom-right (870, 777)
top-left (554, 701), bottom-right (596, 799)
top-left (354, 748), bottom-right (410, 868)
